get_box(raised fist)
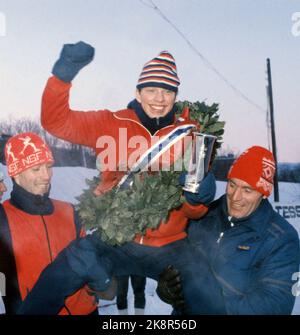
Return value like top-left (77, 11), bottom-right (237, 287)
top-left (52, 41), bottom-right (95, 83)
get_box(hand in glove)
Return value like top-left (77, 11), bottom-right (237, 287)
top-left (179, 171), bottom-right (216, 206)
top-left (52, 41), bottom-right (95, 83)
top-left (156, 265), bottom-right (185, 311)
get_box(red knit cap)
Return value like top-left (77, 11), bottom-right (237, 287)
top-left (137, 51), bottom-right (180, 92)
top-left (227, 146), bottom-right (276, 197)
top-left (5, 132), bottom-right (54, 177)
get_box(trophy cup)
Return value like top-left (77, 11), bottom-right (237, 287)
top-left (183, 132), bottom-right (217, 193)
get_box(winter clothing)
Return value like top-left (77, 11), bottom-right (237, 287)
top-left (0, 181), bottom-right (98, 315)
top-left (5, 132), bottom-right (54, 177)
top-left (52, 41), bottom-right (95, 83)
top-left (228, 146), bottom-right (275, 197)
top-left (18, 231), bottom-right (203, 314)
top-left (41, 75), bottom-right (210, 247)
top-left (179, 171), bottom-right (216, 206)
top-left (28, 44), bottom-right (217, 315)
top-left (116, 275), bottom-right (146, 311)
top-left (136, 51), bottom-right (180, 92)
top-left (184, 195), bottom-right (300, 314)
top-left (127, 99), bottom-right (177, 136)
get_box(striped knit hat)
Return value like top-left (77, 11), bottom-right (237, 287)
top-left (137, 51), bottom-right (180, 93)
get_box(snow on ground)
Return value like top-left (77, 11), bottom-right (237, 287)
top-left (0, 165), bottom-right (299, 315)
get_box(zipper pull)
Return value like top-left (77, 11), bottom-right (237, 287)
top-left (216, 232), bottom-right (224, 244)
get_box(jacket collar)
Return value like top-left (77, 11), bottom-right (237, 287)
top-left (127, 99), bottom-right (176, 135)
top-left (10, 180), bottom-right (54, 216)
top-left (215, 194), bottom-right (273, 236)
top-left (114, 99), bottom-right (176, 135)
top-left (114, 107), bottom-right (141, 122)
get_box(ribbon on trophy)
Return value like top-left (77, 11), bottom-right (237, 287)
top-left (116, 124), bottom-right (197, 190)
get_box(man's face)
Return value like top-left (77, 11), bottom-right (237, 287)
top-left (226, 178), bottom-right (264, 219)
top-left (136, 87), bottom-right (176, 118)
top-left (0, 180), bottom-right (7, 201)
top-left (14, 163), bottom-right (53, 196)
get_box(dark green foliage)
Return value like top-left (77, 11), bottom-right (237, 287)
top-left (76, 171), bottom-right (184, 246)
top-left (176, 100), bottom-right (225, 150)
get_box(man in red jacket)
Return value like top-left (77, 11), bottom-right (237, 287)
top-left (0, 132), bottom-right (115, 314)
top-left (41, 41), bottom-right (216, 247)
top-left (18, 42), bottom-right (217, 314)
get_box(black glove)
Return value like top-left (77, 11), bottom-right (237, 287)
top-left (156, 265), bottom-right (185, 311)
top-left (52, 41), bottom-right (95, 83)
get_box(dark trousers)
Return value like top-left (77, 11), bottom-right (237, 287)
top-left (116, 275), bottom-right (146, 310)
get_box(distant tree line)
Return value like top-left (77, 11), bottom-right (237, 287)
top-left (211, 156), bottom-right (300, 183)
top-left (0, 118), bottom-right (299, 182)
top-left (0, 118), bottom-right (95, 168)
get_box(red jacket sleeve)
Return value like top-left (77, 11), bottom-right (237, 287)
top-left (181, 201), bottom-right (208, 220)
top-left (41, 76), bottom-right (109, 149)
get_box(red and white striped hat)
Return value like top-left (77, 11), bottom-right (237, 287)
top-left (137, 51), bottom-right (180, 92)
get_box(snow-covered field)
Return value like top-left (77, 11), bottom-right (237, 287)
top-left (0, 165), bottom-right (299, 315)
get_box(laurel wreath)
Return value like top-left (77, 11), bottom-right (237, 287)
top-left (76, 101), bottom-right (225, 245)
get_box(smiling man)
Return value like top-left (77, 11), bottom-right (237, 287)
top-left (21, 146), bottom-right (299, 315)
top-left (163, 146), bottom-right (300, 314)
top-left (226, 178), bottom-right (264, 219)
top-left (0, 132), bottom-right (114, 315)
top-left (41, 41), bottom-right (215, 247)
top-left (20, 41), bottom-right (217, 315)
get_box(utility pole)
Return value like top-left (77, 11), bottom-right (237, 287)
top-left (266, 58), bottom-right (279, 202)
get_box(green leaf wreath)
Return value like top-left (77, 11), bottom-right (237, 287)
top-left (76, 101), bottom-right (225, 246)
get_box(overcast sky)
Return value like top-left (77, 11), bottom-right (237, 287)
top-left (0, 0), bottom-right (299, 162)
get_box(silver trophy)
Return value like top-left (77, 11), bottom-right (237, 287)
top-left (183, 132), bottom-right (217, 193)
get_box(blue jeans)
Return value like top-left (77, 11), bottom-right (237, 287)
top-left (87, 235), bottom-right (205, 314)
top-left (19, 234), bottom-right (207, 314)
